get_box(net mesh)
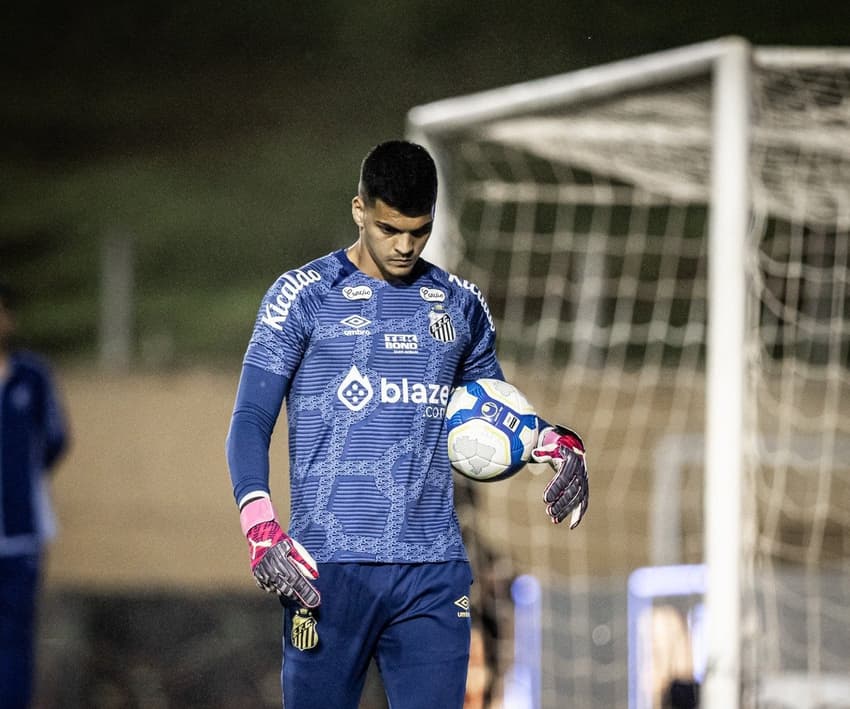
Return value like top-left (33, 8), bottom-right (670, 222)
top-left (425, 52), bottom-right (850, 708)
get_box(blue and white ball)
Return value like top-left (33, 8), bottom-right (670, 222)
top-left (445, 378), bottom-right (538, 482)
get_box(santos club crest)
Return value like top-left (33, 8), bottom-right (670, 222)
top-left (291, 608), bottom-right (319, 651)
top-left (428, 305), bottom-right (456, 343)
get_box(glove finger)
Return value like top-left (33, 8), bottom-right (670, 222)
top-left (555, 485), bottom-right (588, 527)
top-left (568, 494), bottom-right (589, 529)
top-left (286, 574), bottom-right (322, 609)
top-left (256, 546), bottom-right (322, 608)
top-left (548, 473), bottom-right (589, 526)
top-left (531, 451), bottom-right (554, 464)
top-left (546, 467), bottom-right (586, 519)
top-left (273, 567), bottom-right (321, 608)
top-left (542, 465), bottom-right (565, 504)
top-left (288, 538), bottom-right (320, 580)
top-left (542, 452), bottom-right (583, 504)
top-left (547, 487), bottom-right (577, 523)
top-left (531, 442), bottom-right (558, 464)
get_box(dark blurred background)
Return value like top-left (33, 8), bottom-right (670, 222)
top-left (0, 2), bottom-right (844, 707)
top-left (3, 0), bottom-right (845, 365)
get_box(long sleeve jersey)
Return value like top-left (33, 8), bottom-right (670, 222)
top-left (227, 249), bottom-right (503, 563)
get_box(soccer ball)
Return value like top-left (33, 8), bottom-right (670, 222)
top-left (445, 378), bottom-right (538, 482)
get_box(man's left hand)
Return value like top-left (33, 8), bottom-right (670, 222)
top-left (531, 425), bottom-right (589, 528)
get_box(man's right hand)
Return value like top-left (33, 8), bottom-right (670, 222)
top-left (241, 496), bottom-right (321, 608)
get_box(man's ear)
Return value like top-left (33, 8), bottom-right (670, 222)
top-left (352, 195), bottom-right (365, 228)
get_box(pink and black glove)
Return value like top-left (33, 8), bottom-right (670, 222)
top-left (240, 494), bottom-right (321, 608)
top-left (531, 424), bottom-right (589, 528)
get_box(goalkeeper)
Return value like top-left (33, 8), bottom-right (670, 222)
top-left (225, 140), bottom-right (588, 708)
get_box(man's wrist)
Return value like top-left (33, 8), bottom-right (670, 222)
top-left (239, 493), bottom-right (276, 536)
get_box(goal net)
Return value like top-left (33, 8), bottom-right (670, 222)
top-left (407, 38), bottom-right (850, 709)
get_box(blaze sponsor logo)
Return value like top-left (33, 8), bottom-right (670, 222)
top-left (340, 314), bottom-right (371, 335)
top-left (419, 286), bottom-right (446, 302)
top-left (336, 366), bottom-right (450, 418)
top-left (261, 269), bottom-right (322, 331)
top-left (342, 285), bottom-right (373, 301)
top-left (447, 274), bottom-right (495, 332)
top-left (384, 333), bottom-right (418, 353)
top-left (380, 378), bottom-right (450, 405)
top-left (337, 366), bottom-right (374, 411)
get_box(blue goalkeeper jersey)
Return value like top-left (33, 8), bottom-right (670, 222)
top-left (238, 249), bottom-right (503, 563)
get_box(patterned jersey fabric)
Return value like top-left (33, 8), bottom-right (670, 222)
top-left (243, 249), bottom-right (503, 563)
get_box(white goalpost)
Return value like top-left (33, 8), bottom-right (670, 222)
top-left (408, 37), bottom-right (850, 709)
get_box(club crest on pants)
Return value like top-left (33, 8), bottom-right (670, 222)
top-left (292, 608), bottom-right (319, 651)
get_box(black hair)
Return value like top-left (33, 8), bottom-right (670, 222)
top-left (358, 140), bottom-right (437, 216)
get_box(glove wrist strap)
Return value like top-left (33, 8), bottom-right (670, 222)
top-left (240, 495), bottom-right (276, 536)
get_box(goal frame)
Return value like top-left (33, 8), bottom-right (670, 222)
top-left (406, 36), bottom-right (753, 709)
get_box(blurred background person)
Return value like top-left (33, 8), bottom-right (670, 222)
top-left (464, 621), bottom-right (493, 709)
top-left (639, 604), bottom-right (699, 709)
top-left (0, 283), bottom-right (69, 709)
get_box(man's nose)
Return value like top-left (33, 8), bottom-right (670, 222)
top-left (396, 234), bottom-right (415, 254)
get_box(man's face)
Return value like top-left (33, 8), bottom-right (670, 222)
top-left (351, 196), bottom-right (433, 281)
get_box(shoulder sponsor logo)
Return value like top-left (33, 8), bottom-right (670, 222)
top-left (342, 285), bottom-right (373, 301)
top-left (384, 333), bottom-right (418, 354)
top-left (447, 274), bottom-right (495, 332)
top-left (419, 287), bottom-right (446, 302)
top-left (262, 269), bottom-right (322, 331)
top-left (340, 314), bottom-right (371, 335)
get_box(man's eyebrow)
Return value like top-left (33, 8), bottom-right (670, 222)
top-left (410, 222), bottom-right (433, 237)
top-left (376, 220), bottom-right (401, 233)
top-left (376, 220), bottom-right (433, 236)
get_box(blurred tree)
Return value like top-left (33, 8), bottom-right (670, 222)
top-left (0, 0), bottom-right (842, 363)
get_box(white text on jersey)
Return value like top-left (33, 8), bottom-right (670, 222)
top-left (380, 378), bottom-right (450, 405)
top-left (447, 274), bottom-right (495, 331)
top-left (262, 269), bottom-right (322, 331)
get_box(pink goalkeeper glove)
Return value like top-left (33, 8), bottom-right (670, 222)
top-left (240, 495), bottom-right (321, 608)
top-left (531, 425), bottom-right (589, 528)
